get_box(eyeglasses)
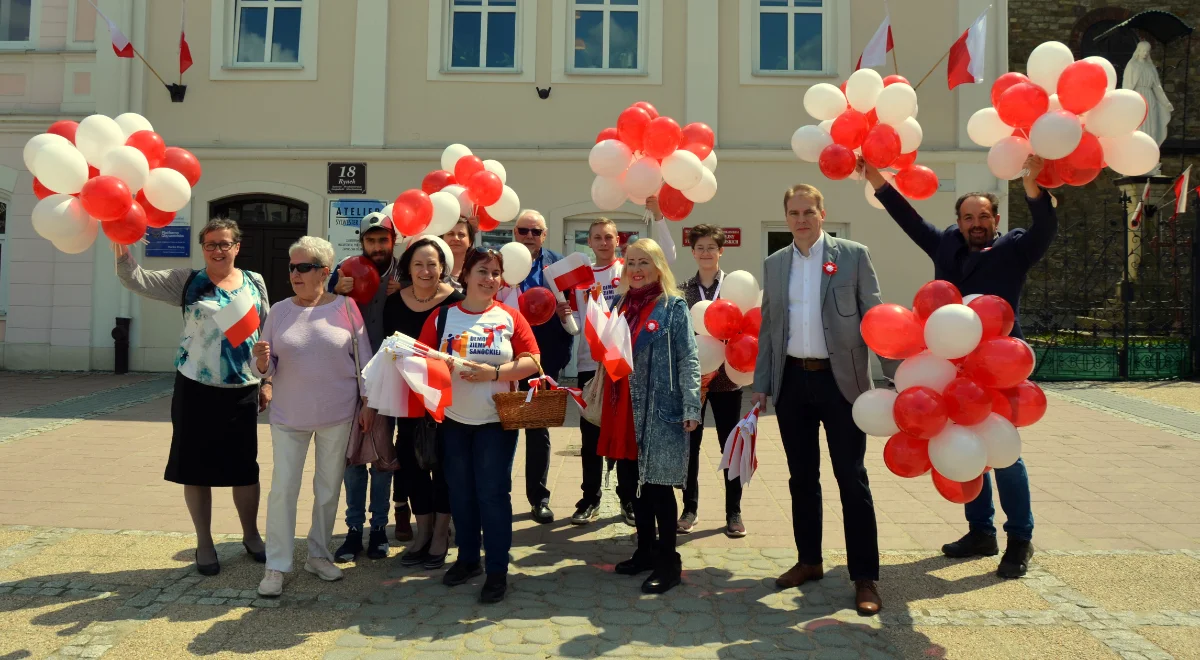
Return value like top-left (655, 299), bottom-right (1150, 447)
top-left (288, 262), bottom-right (326, 274)
top-left (516, 228), bottom-right (544, 237)
top-left (202, 241), bottom-right (238, 252)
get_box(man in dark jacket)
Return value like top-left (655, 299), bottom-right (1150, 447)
top-left (865, 155), bottom-right (1057, 579)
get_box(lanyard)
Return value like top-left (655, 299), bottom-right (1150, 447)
top-left (698, 272), bottom-right (723, 301)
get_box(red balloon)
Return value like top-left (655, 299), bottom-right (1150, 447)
top-left (1036, 160), bottom-right (1065, 189)
top-left (32, 178), bottom-right (54, 200)
top-left (340, 256), bottom-right (382, 306)
top-left (88, 165), bottom-right (100, 179)
top-left (862, 124), bottom-right (901, 168)
top-left (596, 127), bottom-right (619, 143)
top-left (80, 175), bottom-right (133, 222)
top-left (894, 165), bottom-right (939, 200)
top-left (893, 386), bottom-right (949, 439)
top-left (891, 150), bottom-right (918, 170)
top-left (657, 183), bottom-right (693, 221)
top-left (422, 170), bottom-right (456, 195)
top-left (865, 109), bottom-right (879, 128)
top-left (883, 432), bottom-right (931, 478)
top-left (632, 101), bottom-right (659, 119)
top-left (932, 469), bottom-right (984, 504)
top-left (48, 120), bottom-right (79, 143)
top-left (1057, 61), bottom-right (1108, 115)
top-left (996, 83), bottom-right (1049, 129)
top-left (740, 307), bottom-right (762, 337)
top-left (913, 280), bottom-right (963, 320)
top-left (830, 109), bottom-right (870, 149)
top-left (818, 144), bottom-right (857, 180)
top-left (1064, 132), bottom-right (1103, 171)
top-left (136, 190), bottom-right (176, 228)
top-left (861, 303), bottom-right (925, 359)
top-left (967, 295), bottom-right (1014, 339)
top-left (454, 156), bottom-right (485, 185)
top-left (617, 106), bottom-right (653, 151)
top-left (1057, 162), bottom-right (1101, 186)
top-left (990, 72), bottom-right (1032, 107)
top-left (102, 202), bottom-right (148, 245)
top-left (161, 147), bottom-right (202, 186)
top-left (996, 380), bottom-right (1047, 427)
top-left (125, 131), bottom-right (166, 169)
top-left (476, 208), bottom-right (500, 231)
top-left (882, 74), bottom-right (911, 87)
top-left (643, 116), bottom-right (682, 159)
top-left (942, 377), bottom-right (993, 426)
top-left (519, 286), bottom-right (557, 325)
top-left (990, 388), bottom-right (1014, 422)
top-left (725, 333), bottom-right (758, 373)
top-left (393, 189), bottom-right (434, 235)
top-left (467, 171), bottom-right (503, 207)
top-left (704, 299), bottom-right (743, 340)
top-left (962, 337), bottom-right (1035, 389)
top-left (681, 123), bottom-right (715, 160)
top-left (839, 80), bottom-right (848, 95)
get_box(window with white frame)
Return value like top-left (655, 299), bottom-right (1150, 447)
top-left (570, 0), bottom-right (643, 72)
top-left (234, 0), bottom-right (302, 64)
top-left (448, 0), bottom-right (518, 70)
top-left (0, 0), bottom-right (32, 45)
top-left (756, 0), bottom-right (826, 73)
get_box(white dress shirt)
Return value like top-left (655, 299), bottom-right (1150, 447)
top-left (786, 235), bottom-right (830, 359)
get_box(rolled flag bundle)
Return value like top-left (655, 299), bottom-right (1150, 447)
top-left (541, 252), bottom-right (593, 335)
top-left (364, 332), bottom-right (457, 420)
top-left (212, 288), bottom-right (260, 346)
top-left (718, 403), bottom-right (761, 487)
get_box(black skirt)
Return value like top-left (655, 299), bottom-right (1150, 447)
top-left (166, 372), bottom-right (260, 487)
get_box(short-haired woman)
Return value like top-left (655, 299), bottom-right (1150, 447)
top-left (441, 219), bottom-right (477, 290)
top-left (115, 218), bottom-right (270, 576)
top-left (252, 236), bottom-right (370, 597)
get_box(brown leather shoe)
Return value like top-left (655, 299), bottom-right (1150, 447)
top-left (775, 562), bottom-right (823, 589)
top-left (855, 579), bottom-right (882, 616)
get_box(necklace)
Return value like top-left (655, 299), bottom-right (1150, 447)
top-left (412, 286), bottom-right (438, 303)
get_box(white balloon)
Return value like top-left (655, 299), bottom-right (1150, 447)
top-left (725, 363), bottom-right (756, 387)
top-left (1029, 110), bottom-right (1083, 160)
top-left (589, 139), bottom-right (633, 178)
top-left (380, 202), bottom-right (395, 220)
top-left (591, 175), bottom-right (626, 211)
top-left (1027, 41), bottom-right (1074, 92)
top-left (1046, 94), bottom-right (1063, 112)
top-left (52, 215), bottom-right (100, 254)
top-left (682, 167), bottom-right (717, 204)
top-left (624, 158), bottom-right (663, 198)
top-left (499, 242), bottom-right (533, 286)
top-left (928, 423), bottom-right (989, 482)
top-left (143, 167), bottom-right (192, 213)
top-left (114, 112), bottom-right (153, 139)
top-left (31, 142), bottom-right (90, 195)
top-left (791, 125), bottom-right (833, 163)
top-left (924, 304), bottom-right (983, 359)
top-left (32, 194), bottom-right (91, 241)
top-left (803, 83), bottom-right (848, 121)
top-left (691, 300), bottom-right (713, 337)
top-left (453, 185), bottom-right (476, 217)
top-left (627, 194), bottom-right (648, 205)
top-left (971, 413), bottom-right (1022, 469)
top-left (818, 119), bottom-right (834, 134)
top-left (486, 185), bottom-right (521, 223)
top-left (876, 83), bottom-right (918, 126)
top-left (962, 293), bottom-right (982, 304)
top-left (1082, 55), bottom-right (1118, 91)
top-left (718, 270), bottom-right (760, 313)
top-left (482, 159), bottom-right (507, 184)
top-left (987, 136), bottom-right (1034, 180)
top-left (23, 133), bottom-right (71, 172)
top-left (75, 114), bottom-right (126, 167)
top-left (401, 234), bottom-right (457, 279)
top-left (845, 68), bottom-right (884, 113)
top-left (696, 335), bottom-right (726, 374)
top-left (701, 150), bottom-right (718, 173)
top-left (426, 191), bottom-right (461, 236)
top-left (661, 149), bottom-right (705, 190)
top-left (851, 388), bottom-right (900, 437)
top-left (967, 108), bottom-right (1015, 147)
top-left (895, 117), bottom-right (924, 153)
top-left (1086, 90), bottom-right (1148, 138)
top-left (100, 146), bottom-right (151, 193)
top-left (440, 143), bottom-right (473, 172)
top-left (1099, 131), bottom-right (1159, 176)
top-left (895, 353), bottom-right (958, 393)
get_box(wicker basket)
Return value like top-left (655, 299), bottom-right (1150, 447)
top-left (493, 353), bottom-right (568, 430)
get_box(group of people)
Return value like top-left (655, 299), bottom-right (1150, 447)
top-left (116, 154), bottom-right (1056, 614)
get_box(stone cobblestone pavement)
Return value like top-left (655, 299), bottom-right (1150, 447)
top-left (0, 372), bottom-right (1199, 658)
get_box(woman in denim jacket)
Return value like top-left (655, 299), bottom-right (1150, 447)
top-left (597, 238), bottom-right (701, 594)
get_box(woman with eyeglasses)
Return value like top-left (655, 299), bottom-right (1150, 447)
top-left (441, 219), bottom-right (477, 290)
top-left (417, 247), bottom-right (541, 604)
top-left (249, 237), bottom-right (370, 597)
top-left (115, 218), bottom-right (270, 577)
top-left (382, 238), bottom-right (463, 570)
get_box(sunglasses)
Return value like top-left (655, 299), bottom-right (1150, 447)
top-left (288, 262), bottom-right (326, 274)
top-left (516, 227), bottom-right (544, 237)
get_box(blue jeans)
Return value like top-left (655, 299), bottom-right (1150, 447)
top-left (442, 419), bottom-right (517, 575)
top-left (965, 457), bottom-right (1034, 542)
top-left (343, 464), bottom-right (392, 530)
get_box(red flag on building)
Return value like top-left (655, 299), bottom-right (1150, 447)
top-left (179, 0), bottom-right (193, 75)
top-left (855, 15), bottom-right (894, 71)
top-left (947, 8), bottom-right (988, 90)
top-left (1171, 166), bottom-right (1191, 218)
top-left (89, 0), bottom-right (133, 58)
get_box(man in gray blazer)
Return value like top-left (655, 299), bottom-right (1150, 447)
top-left (751, 183), bottom-right (887, 616)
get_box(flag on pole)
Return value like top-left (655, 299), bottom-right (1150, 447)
top-left (598, 310), bottom-right (633, 381)
top-left (583, 286), bottom-right (610, 363)
top-left (211, 288), bottom-right (260, 346)
top-left (947, 8), bottom-right (988, 90)
top-left (855, 14), bottom-right (894, 71)
top-left (398, 356), bottom-right (453, 421)
top-left (179, 0), bottom-right (193, 75)
top-left (543, 252), bottom-right (596, 292)
top-left (1171, 166), bottom-right (1191, 217)
top-left (1130, 178), bottom-right (1153, 229)
top-left (88, 0), bottom-right (134, 58)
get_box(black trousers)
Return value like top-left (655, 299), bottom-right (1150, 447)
top-left (519, 368), bottom-right (557, 507)
top-left (682, 390), bottom-right (744, 517)
top-left (394, 417), bottom-right (450, 516)
top-left (627, 461), bottom-right (678, 560)
top-left (577, 370), bottom-right (636, 508)
top-left (775, 363), bottom-right (879, 581)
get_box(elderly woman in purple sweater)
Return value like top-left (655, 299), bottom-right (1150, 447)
top-left (252, 236), bottom-right (369, 598)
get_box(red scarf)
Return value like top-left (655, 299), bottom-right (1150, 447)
top-left (621, 282), bottom-right (662, 331)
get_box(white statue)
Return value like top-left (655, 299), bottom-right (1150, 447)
top-left (1123, 41), bottom-right (1174, 146)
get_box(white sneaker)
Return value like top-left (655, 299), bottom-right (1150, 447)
top-left (257, 569), bottom-right (283, 597)
top-left (304, 557), bottom-right (344, 582)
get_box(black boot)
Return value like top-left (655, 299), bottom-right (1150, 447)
top-left (641, 553), bottom-right (682, 594)
top-left (334, 527), bottom-right (363, 563)
top-left (942, 530), bottom-right (999, 558)
top-left (480, 572), bottom-right (507, 603)
top-left (997, 537), bottom-right (1034, 579)
top-left (615, 549), bottom-right (657, 576)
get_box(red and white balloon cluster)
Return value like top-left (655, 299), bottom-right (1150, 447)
top-left (793, 70), bottom-right (939, 203)
top-left (589, 101), bottom-right (718, 221)
top-left (969, 41), bottom-right (1157, 185)
top-left (389, 143), bottom-right (520, 239)
top-left (851, 280), bottom-right (1047, 504)
top-left (689, 271), bottom-right (762, 386)
top-left (25, 113), bottom-right (201, 253)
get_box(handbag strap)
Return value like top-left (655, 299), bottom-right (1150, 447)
top-left (345, 297), bottom-right (362, 380)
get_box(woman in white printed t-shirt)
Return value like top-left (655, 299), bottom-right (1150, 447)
top-left (418, 246), bottom-right (541, 605)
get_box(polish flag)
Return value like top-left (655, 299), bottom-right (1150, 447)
top-left (583, 287), bottom-right (610, 364)
top-left (1129, 178), bottom-right (1153, 229)
top-left (855, 15), bottom-right (893, 71)
top-left (212, 288), bottom-right (260, 346)
top-left (599, 310), bottom-right (633, 381)
top-left (89, 1), bottom-right (134, 58)
top-left (398, 356), bottom-right (453, 422)
top-left (497, 285), bottom-right (521, 309)
top-left (947, 8), bottom-right (988, 90)
top-left (1171, 166), bottom-right (1191, 217)
top-left (543, 252), bottom-right (596, 293)
top-left (179, 0), bottom-right (193, 74)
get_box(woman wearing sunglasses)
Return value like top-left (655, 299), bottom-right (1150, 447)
top-left (417, 247), bottom-right (541, 604)
top-left (251, 236), bottom-right (371, 597)
top-left (115, 218), bottom-right (270, 577)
